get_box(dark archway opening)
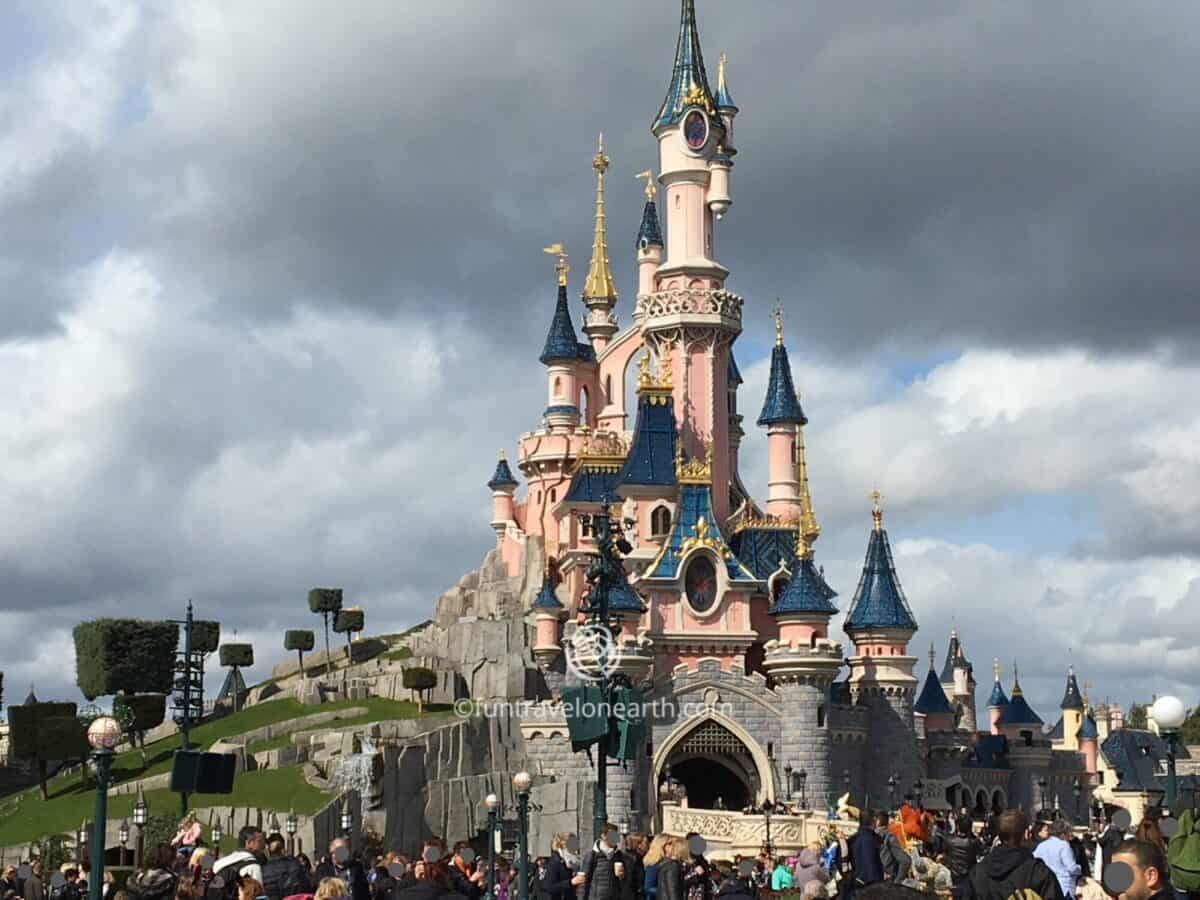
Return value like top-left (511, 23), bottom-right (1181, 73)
top-left (671, 757), bottom-right (750, 811)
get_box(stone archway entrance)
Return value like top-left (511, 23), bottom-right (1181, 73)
top-left (653, 714), bottom-right (774, 813)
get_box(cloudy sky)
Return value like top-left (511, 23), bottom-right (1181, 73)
top-left (1, 0), bottom-right (1198, 723)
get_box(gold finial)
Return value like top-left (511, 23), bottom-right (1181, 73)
top-left (636, 348), bottom-right (673, 396)
top-left (930, 642), bottom-right (937, 670)
top-left (871, 489), bottom-right (883, 531)
top-left (993, 657), bottom-right (1001, 682)
top-left (498, 448), bottom-right (506, 460)
top-left (1012, 661), bottom-right (1023, 694)
top-left (583, 134), bottom-right (617, 301)
top-left (794, 523), bottom-right (810, 560)
top-left (796, 424), bottom-right (820, 545)
top-left (637, 350), bottom-right (652, 389)
top-left (773, 301), bottom-right (784, 347)
top-left (636, 170), bottom-right (656, 202)
top-left (1083, 680), bottom-right (1094, 710)
top-left (718, 52), bottom-right (729, 94)
top-left (543, 243), bottom-right (569, 286)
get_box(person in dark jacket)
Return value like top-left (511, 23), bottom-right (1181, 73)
top-left (966, 810), bottom-right (1063, 900)
top-left (543, 835), bottom-right (578, 900)
top-left (260, 834), bottom-right (311, 900)
top-left (314, 841), bottom-right (370, 900)
top-left (395, 844), bottom-right (467, 900)
top-left (129, 846), bottom-right (181, 900)
top-left (713, 878), bottom-right (753, 900)
top-left (1111, 838), bottom-right (1173, 900)
top-left (23, 860), bottom-right (45, 900)
top-left (1099, 823), bottom-right (1126, 877)
top-left (578, 829), bottom-right (622, 900)
top-left (943, 817), bottom-right (982, 898)
top-left (655, 840), bottom-right (684, 900)
top-left (849, 813), bottom-right (887, 890)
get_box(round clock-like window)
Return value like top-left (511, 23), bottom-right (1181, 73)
top-left (685, 555), bottom-right (718, 613)
top-left (683, 109), bottom-right (708, 151)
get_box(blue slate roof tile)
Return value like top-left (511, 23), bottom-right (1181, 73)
top-left (637, 199), bottom-right (663, 248)
top-left (771, 553), bottom-right (838, 615)
top-left (563, 464), bottom-right (622, 505)
top-left (964, 734), bottom-right (1010, 770)
top-left (580, 560), bottom-right (645, 614)
top-left (616, 393), bottom-right (678, 488)
top-left (988, 679), bottom-right (1009, 708)
top-left (1077, 711), bottom-right (1099, 740)
top-left (997, 686), bottom-right (1043, 727)
top-left (914, 665), bottom-right (956, 716)
top-left (730, 527), bottom-right (797, 580)
top-left (1061, 670), bottom-right (1084, 710)
top-left (644, 482), bottom-right (756, 583)
top-left (1048, 717), bottom-right (1065, 741)
top-left (540, 284), bottom-right (582, 365)
top-left (487, 455), bottom-right (519, 490)
top-left (533, 571), bottom-right (564, 610)
top-left (1101, 729), bottom-right (1191, 793)
top-left (757, 342), bottom-right (807, 426)
top-left (653, 0), bottom-right (724, 134)
top-left (727, 351), bottom-right (743, 386)
top-left (844, 526), bottom-right (919, 632)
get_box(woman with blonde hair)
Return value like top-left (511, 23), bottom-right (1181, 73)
top-left (313, 879), bottom-right (348, 900)
top-left (643, 836), bottom-right (671, 900)
top-left (657, 839), bottom-right (685, 900)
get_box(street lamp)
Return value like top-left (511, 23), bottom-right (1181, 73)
top-left (761, 799), bottom-right (775, 856)
top-left (1072, 778), bottom-right (1083, 824)
top-left (887, 774), bottom-right (898, 810)
top-left (913, 778), bottom-right (924, 806)
top-left (133, 790), bottom-right (149, 867)
top-left (86, 715), bottom-right (122, 900)
top-left (285, 809), bottom-right (298, 856)
top-left (798, 770), bottom-right (808, 811)
top-left (1152, 696), bottom-right (1187, 810)
top-left (485, 794), bottom-right (500, 900)
top-left (269, 813), bottom-right (281, 835)
top-left (77, 821), bottom-right (89, 863)
top-left (340, 798), bottom-right (353, 850)
top-left (843, 769), bottom-right (851, 796)
top-left (211, 822), bottom-right (223, 855)
top-left (513, 772), bottom-right (533, 900)
top-left (784, 764), bottom-right (794, 800)
top-left (118, 820), bottom-right (130, 868)
top-left (1036, 777), bottom-right (1049, 818)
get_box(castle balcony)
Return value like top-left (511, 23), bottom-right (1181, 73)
top-left (658, 800), bottom-right (859, 862)
top-left (636, 287), bottom-right (743, 340)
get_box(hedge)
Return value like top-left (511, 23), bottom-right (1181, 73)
top-left (284, 630), bottom-right (315, 652)
top-left (113, 693), bottom-right (167, 732)
top-left (73, 620), bottom-right (180, 700)
top-left (308, 588), bottom-right (343, 614)
top-left (402, 667), bottom-right (437, 692)
top-left (219, 644), bottom-right (254, 668)
top-left (192, 620), bottom-right (221, 654)
top-left (334, 608), bottom-right (364, 634)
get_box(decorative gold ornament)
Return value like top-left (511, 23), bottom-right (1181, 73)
top-left (582, 134), bottom-right (617, 301)
top-left (635, 170), bottom-right (657, 202)
top-left (871, 489), bottom-right (884, 532)
top-left (676, 442), bottom-right (714, 484)
top-left (543, 243), bottom-right (569, 286)
top-left (774, 301), bottom-right (784, 347)
top-left (679, 516), bottom-right (731, 560)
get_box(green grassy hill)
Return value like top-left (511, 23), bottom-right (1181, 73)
top-left (0, 697), bottom-right (453, 847)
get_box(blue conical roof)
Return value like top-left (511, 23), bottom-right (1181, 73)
top-left (997, 679), bottom-right (1043, 727)
top-left (533, 570), bottom-right (564, 610)
top-left (616, 390), bottom-right (678, 488)
top-left (540, 283), bottom-right (581, 365)
top-left (757, 343), bottom-right (807, 427)
top-left (915, 665), bottom-right (955, 716)
top-left (581, 561), bottom-right (645, 614)
top-left (727, 351), bottom-right (742, 386)
top-left (653, 0), bottom-right (722, 133)
top-left (1077, 710), bottom-right (1099, 740)
top-left (844, 525), bottom-right (918, 632)
top-left (1060, 669), bottom-right (1084, 710)
top-left (771, 553), bottom-right (838, 616)
top-left (487, 453), bottom-right (519, 490)
top-left (988, 678), bottom-right (1009, 708)
top-left (637, 199), bottom-right (663, 248)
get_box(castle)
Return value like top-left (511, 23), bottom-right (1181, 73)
top-left (479, 0), bottom-right (1099, 852)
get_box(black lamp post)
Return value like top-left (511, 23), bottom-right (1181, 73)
top-left (762, 800), bottom-right (775, 856)
top-left (913, 778), bottom-right (924, 805)
top-left (86, 715), bottom-right (122, 900)
top-left (118, 821), bottom-right (129, 868)
top-left (133, 789), bottom-right (148, 868)
top-left (1036, 777), bottom-right (1048, 817)
top-left (1072, 778), bottom-right (1083, 824)
top-left (485, 794), bottom-right (499, 900)
top-left (1152, 697), bottom-right (1186, 811)
top-left (513, 771), bottom-right (533, 900)
top-left (784, 764), bottom-right (793, 800)
top-left (77, 821), bottom-right (89, 864)
top-left (798, 770), bottom-right (808, 811)
top-left (340, 798), bottom-right (353, 850)
top-left (211, 822), bottom-right (224, 857)
top-left (286, 809), bottom-right (298, 856)
top-left (887, 774), bottom-right (898, 810)
top-left (843, 769), bottom-right (851, 797)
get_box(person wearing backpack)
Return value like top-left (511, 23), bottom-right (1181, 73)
top-left (965, 810), bottom-right (1063, 900)
top-left (261, 834), bottom-right (312, 900)
top-left (1167, 810), bottom-right (1200, 898)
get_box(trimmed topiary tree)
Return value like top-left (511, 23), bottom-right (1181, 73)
top-left (219, 644), bottom-right (254, 713)
top-left (192, 620), bottom-right (221, 654)
top-left (8, 701), bottom-right (89, 800)
top-left (284, 630), bottom-right (315, 677)
top-left (402, 666), bottom-right (437, 713)
top-left (333, 607), bottom-right (365, 666)
top-left (113, 693), bottom-right (167, 763)
top-left (309, 588), bottom-right (343, 677)
top-left (73, 619), bottom-right (180, 700)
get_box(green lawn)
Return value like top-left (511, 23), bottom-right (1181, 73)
top-left (0, 698), bottom-right (454, 847)
top-left (380, 646), bottom-right (414, 662)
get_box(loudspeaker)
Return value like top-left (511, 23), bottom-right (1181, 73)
top-left (170, 750), bottom-right (236, 794)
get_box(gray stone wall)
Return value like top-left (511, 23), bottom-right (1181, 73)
top-left (775, 679), bottom-right (832, 810)
top-left (859, 688), bottom-right (924, 805)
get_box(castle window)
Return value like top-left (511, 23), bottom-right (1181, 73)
top-left (536, 490), bottom-right (542, 503)
top-left (582, 519), bottom-right (593, 538)
top-left (553, 376), bottom-right (562, 397)
top-left (650, 504), bottom-right (671, 537)
top-left (604, 374), bottom-right (613, 403)
top-left (818, 705), bottom-right (826, 728)
top-left (549, 489), bottom-right (557, 503)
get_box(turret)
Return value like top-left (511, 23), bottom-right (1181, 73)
top-left (634, 171), bottom-right (663, 300)
top-left (844, 492), bottom-right (918, 656)
top-left (1078, 704), bottom-right (1100, 780)
top-left (987, 658), bottom-right (1009, 735)
top-left (581, 135), bottom-right (619, 351)
top-left (759, 306), bottom-right (807, 520)
top-left (487, 450), bottom-right (519, 544)
top-left (539, 245), bottom-right (585, 431)
top-left (996, 664), bottom-right (1045, 743)
top-left (940, 629), bottom-right (977, 733)
top-left (914, 644), bottom-right (957, 734)
top-left (532, 560), bottom-right (567, 666)
top-left (714, 52), bottom-right (738, 157)
top-left (763, 527), bottom-right (841, 807)
top-left (1059, 665), bottom-right (1085, 751)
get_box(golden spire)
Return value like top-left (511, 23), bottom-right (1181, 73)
top-left (773, 301), bottom-right (784, 346)
top-left (993, 657), bottom-right (1001, 682)
top-left (636, 169), bottom-right (656, 202)
top-left (543, 243), bottom-right (568, 286)
top-left (1012, 661), bottom-right (1023, 695)
top-left (582, 134), bottom-right (617, 301)
top-left (794, 522), bottom-right (810, 560)
top-left (796, 420), bottom-right (820, 545)
top-left (871, 489), bottom-right (883, 531)
top-left (718, 52), bottom-right (729, 97)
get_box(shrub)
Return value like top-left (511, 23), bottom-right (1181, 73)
top-left (402, 667), bottom-right (438, 711)
top-left (192, 620), bottom-right (221, 654)
top-left (308, 589), bottom-right (343, 614)
top-left (219, 644), bottom-right (254, 668)
top-left (8, 701), bottom-right (88, 799)
top-left (333, 609), bottom-right (364, 634)
top-left (73, 620), bottom-right (180, 700)
top-left (285, 630), bottom-right (315, 652)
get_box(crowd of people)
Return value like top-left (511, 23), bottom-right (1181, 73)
top-left (0, 801), bottom-right (1187, 900)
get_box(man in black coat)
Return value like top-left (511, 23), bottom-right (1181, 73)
top-left (849, 812), bottom-right (887, 890)
top-left (260, 834), bottom-right (311, 900)
top-left (943, 817), bottom-right (982, 898)
top-left (578, 828), bottom-right (622, 900)
top-left (314, 839), bottom-right (371, 900)
top-left (965, 810), bottom-right (1063, 900)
